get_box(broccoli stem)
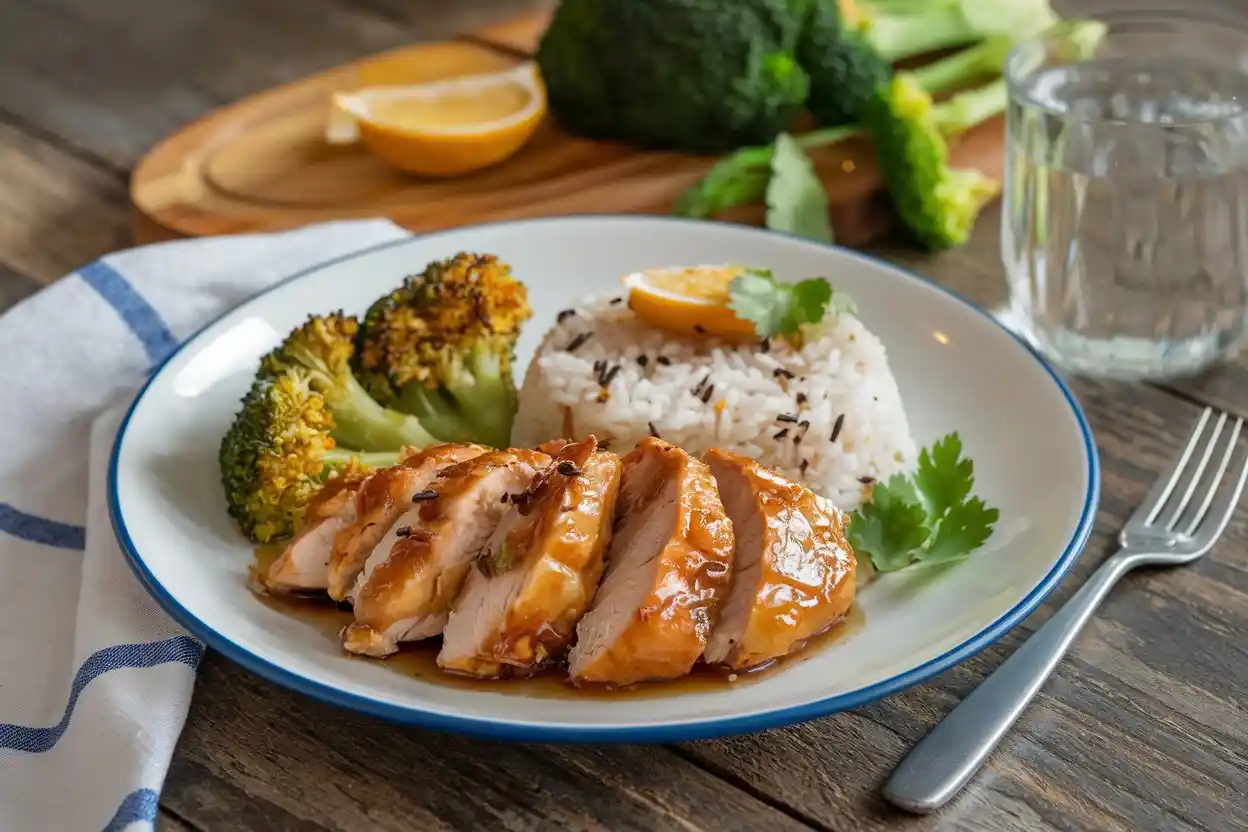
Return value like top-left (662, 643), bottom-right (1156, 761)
top-left (932, 78), bottom-right (1007, 134)
top-left (908, 35), bottom-right (1014, 94)
top-left (326, 372), bottom-right (444, 452)
top-left (863, 0), bottom-right (1053, 63)
top-left (323, 448), bottom-right (400, 469)
top-left (443, 347), bottom-right (516, 448)
top-left (397, 383), bottom-right (478, 445)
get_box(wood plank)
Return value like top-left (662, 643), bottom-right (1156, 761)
top-left (157, 810), bottom-right (202, 832)
top-left (0, 118), bottom-right (131, 282)
top-left (164, 655), bottom-right (816, 832)
top-left (0, 263), bottom-right (42, 312)
top-left (0, 0), bottom-right (416, 168)
top-left (676, 376), bottom-right (1248, 831)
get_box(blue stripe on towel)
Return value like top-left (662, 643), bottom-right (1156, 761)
top-left (101, 788), bottom-right (159, 832)
top-left (0, 502), bottom-right (86, 549)
top-left (79, 260), bottom-right (178, 365)
top-left (0, 636), bottom-right (204, 753)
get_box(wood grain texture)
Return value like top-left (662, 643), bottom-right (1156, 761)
top-left (0, 117), bottom-right (131, 282)
top-left (164, 655), bottom-right (814, 832)
top-left (127, 8), bottom-right (1006, 248)
top-left (0, 0), bottom-right (1243, 830)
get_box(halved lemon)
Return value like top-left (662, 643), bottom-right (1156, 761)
top-left (623, 265), bottom-right (758, 340)
top-left (330, 62), bottom-right (546, 177)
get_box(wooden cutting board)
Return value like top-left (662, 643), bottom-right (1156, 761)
top-left (130, 10), bottom-right (1006, 248)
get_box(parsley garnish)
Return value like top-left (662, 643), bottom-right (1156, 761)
top-left (727, 268), bottom-right (856, 338)
top-left (848, 433), bottom-right (998, 574)
top-left (765, 133), bottom-right (834, 243)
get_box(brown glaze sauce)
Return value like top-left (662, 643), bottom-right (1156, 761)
top-left (253, 545), bottom-right (864, 698)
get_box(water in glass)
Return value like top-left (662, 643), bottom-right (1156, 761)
top-left (1002, 15), bottom-right (1248, 380)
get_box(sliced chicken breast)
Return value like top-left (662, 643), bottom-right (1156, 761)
top-left (325, 444), bottom-right (486, 601)
top-left (702, 448), bottom-right (857, 671)
top-left (343, 448), bottom-right (551, 657)
top-left (439, 437), bottom-right (622, 678)
top-left (264, 475), bottom-right (360, 594)
top-left (567, 437), bottom-right (734, 686)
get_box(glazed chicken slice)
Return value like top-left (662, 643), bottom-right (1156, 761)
top-left (702, 449), bottom-right (856, 671)
top-left (324, 444), bottom-right (487, 601)
top-left (567, 437), bottom-right (735, 686)
top-left (439, 437), bottom-right (622, 678)
top-left (343, 448), bottom-right (551, 657)
top-left (264, 475), bottom-right (361, 594)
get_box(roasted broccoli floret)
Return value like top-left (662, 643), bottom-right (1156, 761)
top-left (536, 0), bottom-right (812, 153)
top-left (863, 74), bottom-right (1007, 250)
top-left (261, 313), bottom-right (444, 452)
top-left (219, 368), bottom-right (399, 543)
top-left (219, 313), bottom-right (444, 542)
top-left (355, 253), bottom-right (532, 449)
top-left (799, 0), bottom-right (1056, 127)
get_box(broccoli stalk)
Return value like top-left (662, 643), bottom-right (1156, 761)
top-left (355, 253), bottom-right (532, 449)
top-left (863, 75), bottom-right (1006, 251)
top-left (262, 314), bottom-right (442, 452)
top-left (855, 0), bottom-right (1057, 61)
top-left (674, 35), bottom-right (1010, 220)
top-left (799, 0), bottom-right (1055, 127)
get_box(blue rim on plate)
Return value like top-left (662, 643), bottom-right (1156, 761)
top-left (108, 216), bottom-right (1101, 743)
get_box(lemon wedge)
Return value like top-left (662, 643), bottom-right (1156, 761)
top-left (623, 265), bottom-right (758, 340)
top-left (331, 62), bottom-right (546, 177)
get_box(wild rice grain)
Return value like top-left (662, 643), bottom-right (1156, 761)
top-left (557, 309), bottom-right (576, 323)
top-left (395, 525), bottom-right (412, 538)
top-left (648, 421), bottom-right (660, 438)
top-left (566, 332), bottom-right (593, 352)
top-left (411, 489), bottom-right (438, 502)
top-left (777, 413), bottom-right (799, 423)
top-left (830, 413), bottom-right (845, 443)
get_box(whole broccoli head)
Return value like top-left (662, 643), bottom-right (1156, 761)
top-left (863, 74), bottom-right (1005, 250)
top-left (537, 0), bottom-right (812, 153)
top-left (355, 253), bottom-right (532, 449)
top-left (220, 312), bottom-right (443, 542)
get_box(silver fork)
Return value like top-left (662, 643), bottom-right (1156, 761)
top-left (882, 407), bottom-right (1248, 814)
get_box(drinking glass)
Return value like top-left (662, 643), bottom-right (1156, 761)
top-left (1001, 11), bottom-right (1248, 381)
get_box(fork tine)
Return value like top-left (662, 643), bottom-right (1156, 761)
top-left (1141, 407), bottom-right (1212, 527)
top-left (1184, 417), bottom-right (1245, 538)
top-left (1165, 411), bottom-right (1228, 530)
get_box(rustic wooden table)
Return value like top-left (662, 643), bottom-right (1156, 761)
top-left (1, 1), bottom-right (1246, 829)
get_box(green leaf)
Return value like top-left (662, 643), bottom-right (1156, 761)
top-left (847, 479), bottom-right (931, 572)
top-left (913, 433), bottom-right (974, 519)
top-left (765, 133), bottom-right (834, 243)
top-left (727, 268), bottom-right (852, 338)
top-left (790, 279), bottom-right (833, 326)
top-left (674, 151), bottom-right (773, 218)
top-left (847, 432), bottom-right (999, 576)
top-left (924, 497), bottom-right (999, 565)
top-left (727, 268), bottom-right (792, 337)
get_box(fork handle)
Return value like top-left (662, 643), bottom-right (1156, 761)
top-left (881, 551), bottom-right (1139, 814)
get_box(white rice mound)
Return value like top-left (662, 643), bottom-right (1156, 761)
top-left (512, 294), bottom-right (917, 510)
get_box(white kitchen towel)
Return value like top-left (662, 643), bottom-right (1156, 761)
top-left (0, 219), bottom-right (411, 831)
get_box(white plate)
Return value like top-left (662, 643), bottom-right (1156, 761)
top-left (110, 216), bottom-right (1098, 742)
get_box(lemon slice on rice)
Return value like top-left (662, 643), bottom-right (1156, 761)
top-left (330, 62), bottom-right (545, 177)
top-left (623, 265), bottom-right (759, 340)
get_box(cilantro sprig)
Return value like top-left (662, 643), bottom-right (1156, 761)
top-left (727, 268), bottom-right (857, 338)
top-left (848, 433), bottom-right (998, 574)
